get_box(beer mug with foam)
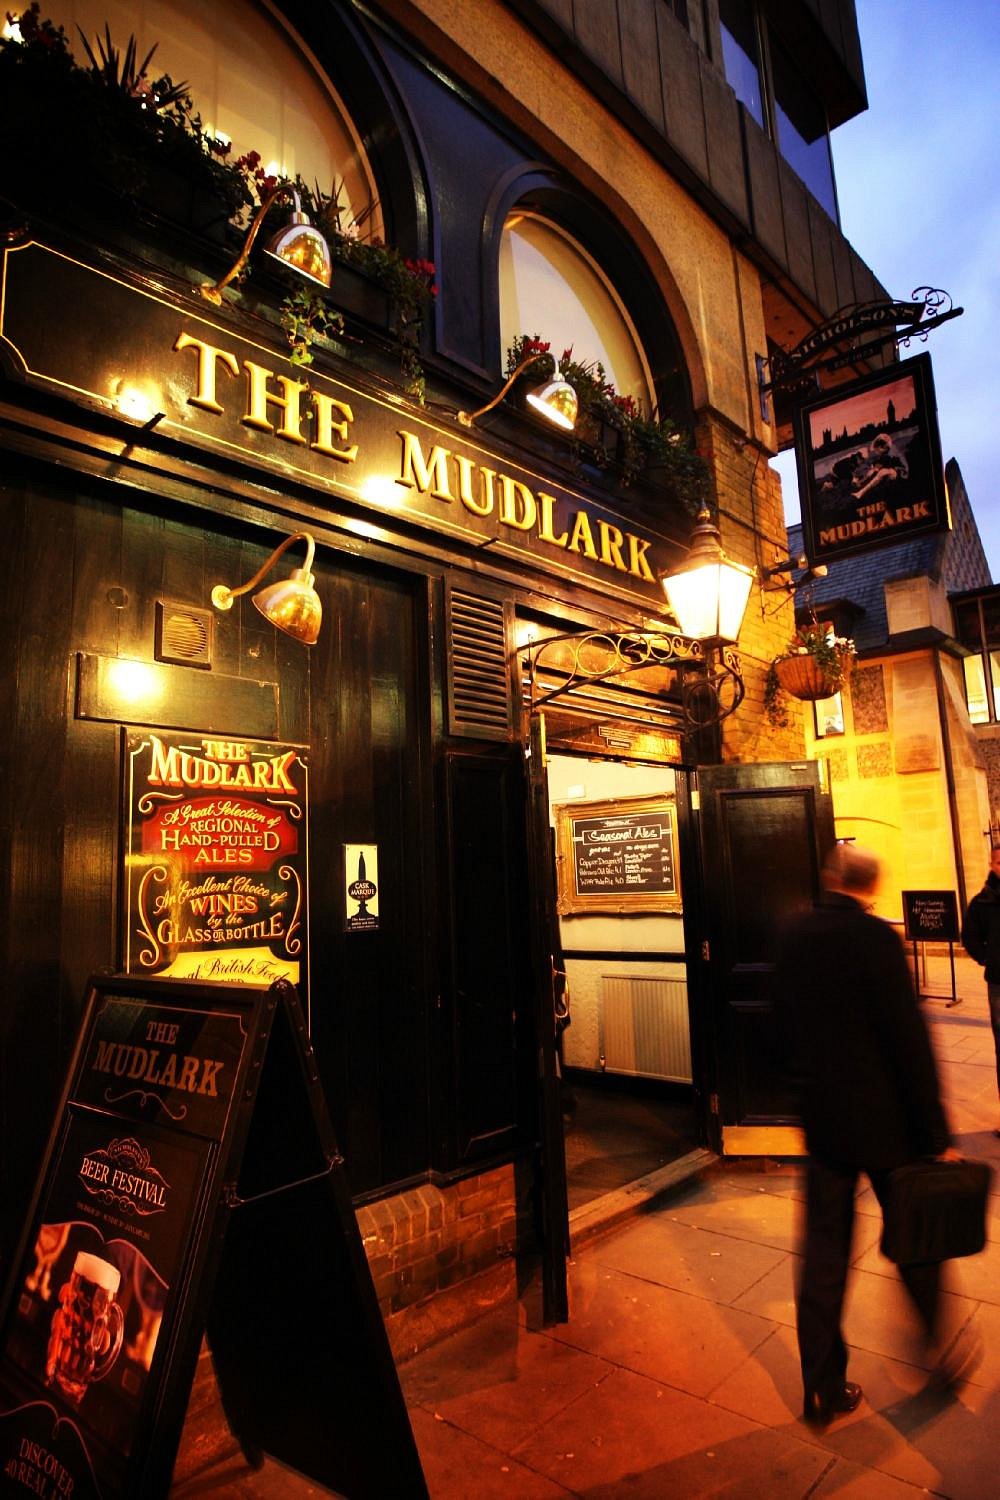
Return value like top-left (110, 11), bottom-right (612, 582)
top-left (45, 1251), bottom-right (125, 1405)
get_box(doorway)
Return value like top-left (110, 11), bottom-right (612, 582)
top-left (545, 753), bottom-right (700, 1209)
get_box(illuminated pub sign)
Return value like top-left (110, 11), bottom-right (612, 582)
top-left (794, 352), bottom-right (948, 564)
top-left (0, 241), bottom-right (668, 611)
top-left (124, 731), bottom-right (308, 1000)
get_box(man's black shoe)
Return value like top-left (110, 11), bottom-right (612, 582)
top-left (803, 1381), bottom-right (863, 1426)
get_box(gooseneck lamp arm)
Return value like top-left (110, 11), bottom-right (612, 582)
top-left (457, 352), bottom-right (545, 427)
top-left (201, 184), bottom-right (288, 305)
top-left (211, 531), bottom-right (315, 611)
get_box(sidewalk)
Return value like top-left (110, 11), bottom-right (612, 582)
top-left (177, 954), bottom-right (1000, 1498)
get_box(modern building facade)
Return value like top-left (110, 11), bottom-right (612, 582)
top-left (1, 0), bottom-right (898, 1396)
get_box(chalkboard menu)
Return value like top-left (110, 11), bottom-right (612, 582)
top-left (902, 890), bottom-right (960, 942)
top-left (554, 795), bottom-right (680, 914)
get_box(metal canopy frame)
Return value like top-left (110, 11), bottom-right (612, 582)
top-left (757, 288), bottom-right (963, 419)
top-left (517, 628), bottom-right (744, 732)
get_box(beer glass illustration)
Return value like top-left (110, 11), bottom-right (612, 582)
top-left (46, 1251), bottom-right (125, 1405)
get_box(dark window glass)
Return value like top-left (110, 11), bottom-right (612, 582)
top-left (954, 598), bottom-right (983, 647)
top-left (982, 594), bottom-right (1000, 647)
top-left (719, 0), bottom-right (763, 126)
top-left (769, 31), bottom-right (837, 217)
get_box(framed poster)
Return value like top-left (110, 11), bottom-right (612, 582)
top-left (554, 795), bottom-right (680, 915)
top-left (795, 352), bottom-right (948, 565)
top-left (123, 731), bottom-right (309, 1010)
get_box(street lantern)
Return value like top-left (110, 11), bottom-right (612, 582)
top-left (661, 508), bottom-right (755, 645)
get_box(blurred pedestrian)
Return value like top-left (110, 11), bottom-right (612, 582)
top-left (775, 843), bottom-right (960, 1425)
top-left (960, 845), bottom-right (1000, 1135)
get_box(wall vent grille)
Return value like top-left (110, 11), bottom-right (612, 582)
top-left (446, 587), bottom-right (512, 740)
top-left (155, 601), bottom-right (213, 669)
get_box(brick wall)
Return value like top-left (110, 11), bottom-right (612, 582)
top-left (355, 1165), bottom-right (528, 1359)
top-left (695, 412), bottom-right (807, 764)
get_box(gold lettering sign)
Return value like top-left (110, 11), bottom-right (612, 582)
top-left (171, 331), bottom-right (659, 589)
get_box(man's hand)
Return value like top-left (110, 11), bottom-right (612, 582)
top-left (934, 1146), bottom-right (962, 1162)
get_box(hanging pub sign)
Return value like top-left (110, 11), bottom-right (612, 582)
top-left (123, 730), bottom-right (309, 1003)
top-left (344, 844), bottom-right (379, 932)
top-left (794, 352), bottom-right (948, 565)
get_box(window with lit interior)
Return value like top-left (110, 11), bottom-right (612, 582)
top-left (36, 0), bottom-right (381, 234)
top-left (499, 212), bottom-right (656, 420)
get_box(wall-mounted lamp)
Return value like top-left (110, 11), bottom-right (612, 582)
top-left (458, 353), bottom-right (578, 431)
top-left (762, 553), bottom-right (829, 590)
top-left (201, 188), bottom-right (332, 306)
top-left (660, 508), bottom-right (756, 728)
top-left (211, 531), bottom-right (321, 645)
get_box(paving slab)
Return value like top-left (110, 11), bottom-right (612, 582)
top-left (585, 1209), bottom-right (790, 1305)
top-left (409, 1406), bottom-right (574, 1498)
top-left (511, 1363), bottom-right (830, 1499)
top-left (554, 1256), bottom-right (778, 1399)
top-left (647, 1173), bottom-right (805, 1253)
top-left (401, 1307), bottom-right (610, 1452)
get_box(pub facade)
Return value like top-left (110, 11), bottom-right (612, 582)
top-left (0, 0), bottom-right (886, 1364)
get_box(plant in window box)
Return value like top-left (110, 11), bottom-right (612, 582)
top-left (504, 334), bottom-right (710, 511)
top-left (0, 6), bottom-right (254, 235)
top-left (764, 623), bottom-right (856, 726)
top-left (307, 182), bottom-right (438, 400)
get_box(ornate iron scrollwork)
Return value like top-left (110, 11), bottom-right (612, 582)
top-left (518, 628), bottom-right (744, 730)
top-left (758, 288), bottom-right (963, 412)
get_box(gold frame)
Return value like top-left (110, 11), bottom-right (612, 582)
top-left (553, 794), bottom-right (681, 915)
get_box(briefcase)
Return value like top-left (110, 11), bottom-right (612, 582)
top-left (880, 1157), bottom-right (993, 1265)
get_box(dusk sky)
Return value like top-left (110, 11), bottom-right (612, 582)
top-left (771, 0), bottom-right (1000, 577)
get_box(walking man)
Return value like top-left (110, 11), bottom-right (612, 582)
top-left (960, 845), bottom-right (1000, 1136)
top-left (775, 843), bottom-right (957, 1425)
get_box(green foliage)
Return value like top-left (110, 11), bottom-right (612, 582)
top-left (2, 10), bottom-right (437, 393)
top-left (305, 180), bottom-right (437, 400)
top-left (280, 288), bottom-right (344, 367)
top-left (504, 334), bottom-right (710, 510)
top-left (0, 4), bottom-right (257, 219)
top-left (763, 663), bottom-right (792, 729)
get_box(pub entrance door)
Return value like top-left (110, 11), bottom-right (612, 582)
top-left (541, 743), bottom-right (701, 1208)
top-left (697, 761), bottom-right (835, 1155)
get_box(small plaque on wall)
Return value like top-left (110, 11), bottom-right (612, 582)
top-left (345, 844), bottom-right (379, 932)
top-left (554, 795), bottom-right (680, 915)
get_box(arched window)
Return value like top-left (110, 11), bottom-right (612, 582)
top-left (499, 212), bottom-right (655, 417)
top-left (40, 0), bottom-right (381, 233)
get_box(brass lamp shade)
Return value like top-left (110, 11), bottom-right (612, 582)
top-left (263, 211), bottom-right (332, 290)
top-left (458, 352), bottom-right (578, 431)
top-left (252, 568), bottom-right (322, 645)
top-left (526, 370), bottom-right (579, 430)
top-left (201, 187), bottom-right (332, 303)
top-left (211, 531), bottom-right (321, 645)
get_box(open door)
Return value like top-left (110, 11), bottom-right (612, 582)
top-left (524, 713), bottom-right (570, 1324)
top-left (697, 761), bottom-right (835, 1155)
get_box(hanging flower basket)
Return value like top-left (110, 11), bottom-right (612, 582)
top-left (773, 653), bottom-right (845, 701)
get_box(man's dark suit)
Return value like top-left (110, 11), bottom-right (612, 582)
top-left (775, 890), bottom-right (951, 1408)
